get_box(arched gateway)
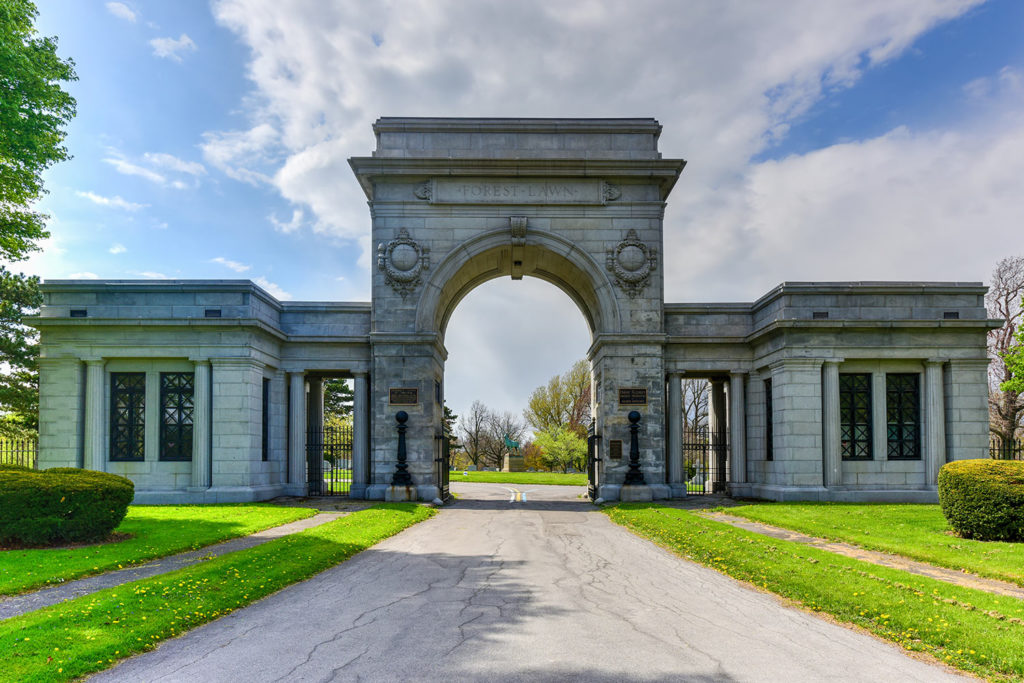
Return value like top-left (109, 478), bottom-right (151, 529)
top-left (33, 118), bottom-right (996, 504)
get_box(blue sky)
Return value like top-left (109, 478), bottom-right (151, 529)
top-left (19, 0), bottom-right (1024, 423)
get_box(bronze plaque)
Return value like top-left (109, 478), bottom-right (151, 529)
top-left (609, 440), bottom-right (623, 460)
top-left (388, 387), bottom-right (419, 406)
top-left (618, 387), bottom-right (648, 406)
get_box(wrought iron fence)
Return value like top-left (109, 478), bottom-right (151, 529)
top-left (0, 437), bottom-right (38, 468)
top-left (681, 426), bottom-right (729, 495)
top-left (435, 434), bottom-right (451, 502)
top-left (989, 436), bottom-right (1023, 460)
top-left (306, 425), bottom-right (353, 496)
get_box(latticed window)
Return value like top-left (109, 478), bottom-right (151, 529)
top-left (160, 373), bottom-right (194, 461)
top-left (110, 373), bottom-right (145, 461)
top-left (886, 373), bottom-right (920, 460)
top-left (764, 378), bottom-right (773, 461)
top-left (839, 373), bottom-right (872, 460)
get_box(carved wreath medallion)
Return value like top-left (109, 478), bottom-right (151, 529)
top-left (606, 229), bottom-right (656, 298)
top-left (378, 228), bottom-right (430, 298)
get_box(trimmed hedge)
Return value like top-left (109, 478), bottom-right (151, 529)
top-left (938, 459), bottom-right (1024, 541)
top-left (0, 467), bottom-right (134, 546)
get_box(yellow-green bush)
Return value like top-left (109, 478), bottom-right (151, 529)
top-left (0, 467), bottom-right (134, 546)
top-left (938, 459), bottom-right (1024, 541)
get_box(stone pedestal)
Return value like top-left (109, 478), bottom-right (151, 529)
top-left (503, 453), bottom-right (526, 472)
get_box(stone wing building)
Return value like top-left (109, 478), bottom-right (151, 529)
top-left (32, 118), bottom-right (995, 503)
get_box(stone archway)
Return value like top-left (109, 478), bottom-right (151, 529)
top-left (350, 117), bottom-right (685, 502)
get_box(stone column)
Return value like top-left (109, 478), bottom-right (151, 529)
top-left (822, 360), bottom-right (841, 488)
top-left (83, 359), bottom-right (106, 472)
top-left (924, 360), bottom-right (947, 486)
top-left (288, 372), bottom-right (307, 493)
top-left (709, 378), bottom-right (727, 492)
top-left (190, 361), bottom-right (212, 489)
top-left (351, 372), bottom-right (370, 498)
top-left (729, 371), bottom-right (747, 487)
top-left (307, 377), bottom-right (324, 436)
top-left (666, 373), bottom-right (685, 496)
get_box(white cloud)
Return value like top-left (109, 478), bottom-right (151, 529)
top-left (66, 272), bottom-right (99, 279)
top-left (150, 34), bottom-right (197, 62)
top-left (104, 157), bottom-right (166, 185)
top-left (76, 191), bottom-right (146, 211)
top-left (137, 271), bottom-right (168, 279)
top-left (268, 208), bottom-right (303, 234)
top-left (205, 0), bottom-right (982, 261)
top-left (201, 124), bottom-right (278, 185)
top-left (253, 276), bottom-right (292, 300)
top-left (105, 2), bottom-right (136, 22)
top-left (211, 256), bottom-right (251, 273)
top-left (109, 243), bottom-right (127, 255)
top-left (143, 153), bottom-right (206, 176)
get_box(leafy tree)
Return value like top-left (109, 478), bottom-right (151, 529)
top-left (0, 0), bottom-right (77, 436)
top-left (523, 359), bottom-right (591, 438)
top-left (534, 426), bottom-right (587, 473)
top-left (480, 409), bottom-right (527, 468)
top-left (986, 256), bottom-right (1024, 441)
top-left (1002, 309), bottom-right (1024, 397)
top-left (323, 378), bottom-right (353, 417)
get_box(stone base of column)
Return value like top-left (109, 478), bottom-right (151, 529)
top-left (728, 483), bottom-right (753, 498)
top-left (669, 483), bottom-right (689, 498)
top-left (348, 483), bottom-right (369, 499)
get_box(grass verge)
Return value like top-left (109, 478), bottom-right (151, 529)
top-left (0, 504), bottom-right (316, 596)
top-left (606, 504), bottom-right (1024, 681)
top-left (0, 503), bottom-right (433, 682)
top-left (452, 470), bottom-right (587, 486)
top-left (724, 502), bottom-right (1024, 586)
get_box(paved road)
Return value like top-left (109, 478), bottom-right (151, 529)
top-left (94, 483), bottom-right (967, 682)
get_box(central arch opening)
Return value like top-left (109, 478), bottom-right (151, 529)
top-left (443, 276), bottom-right (595, 503)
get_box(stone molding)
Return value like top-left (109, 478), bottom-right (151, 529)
top-left (606, 229), bottom-right (657, 298)
top-left (377, 228), bottom-right (430, 298)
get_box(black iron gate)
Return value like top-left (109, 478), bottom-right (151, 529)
top-left (586, 423), bottom-right (600, 500)
top-left (681, 426), bottom-right (729, 495)
top-left (306, 425), bottom-right (353, 496)
top-left (435, 433), bottom-right (451, 502)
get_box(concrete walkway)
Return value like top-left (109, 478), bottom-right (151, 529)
top-left (93, 483), bottom-right (967, 682)
top-left (0, 512), bottom-right (343, 621)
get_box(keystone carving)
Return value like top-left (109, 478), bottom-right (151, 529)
top-left (602, 182), bottom-right (622, 202)
top-left (413, 182), bottom-right (432, 200)
top-left (378, 228), bottom-right (430, 298)
top-left (606, 229), bottom-right (656, 298)
top-left (510, 216), bottom-right (528, 242)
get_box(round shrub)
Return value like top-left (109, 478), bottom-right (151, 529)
top-left (938, 459), bottom-right (1024, 541)
top-left (0, 467), bottom-right (134, 546)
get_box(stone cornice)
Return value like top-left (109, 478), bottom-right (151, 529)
top-left (348, 157), bottom-right (686, 201)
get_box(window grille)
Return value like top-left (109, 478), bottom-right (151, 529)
top-left (262, 378), bottom-right (271, 461)
top-left (160, 372), bottom-right (194, 461)
top-left (886, 373), bottom-right (921, 460)
top-left (839, 373), bottom-right (872, 459)
top-left (110, 373), bottom-right (146, 461)
top-left (764, 378), bottom-right (773, 461)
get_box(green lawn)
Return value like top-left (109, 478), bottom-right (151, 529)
top-left (0, 504), bottom-right (433, 683)
top-left (724, 502), bottom-right (1024, 587)
top-left (606, 504), bottom-right (1024, 681)
top-left (451, 470), bottom-right (588, 486)
top-left (0, 504), bottom-right (316, 596)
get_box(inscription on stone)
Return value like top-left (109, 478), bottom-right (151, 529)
top-left (432, 179), bottom-right (606, 205)
top-left (609, 440), bottom-right (623, 460)
top-left (388, 388), bottom-right (419, 406)
top-left (618, 387), bottom-right (648, 406)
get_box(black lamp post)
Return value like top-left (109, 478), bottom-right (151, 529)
top-left (623, 410), bottom-right (646, 485)
top-left (391, 410), bottom-right (413, 486)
